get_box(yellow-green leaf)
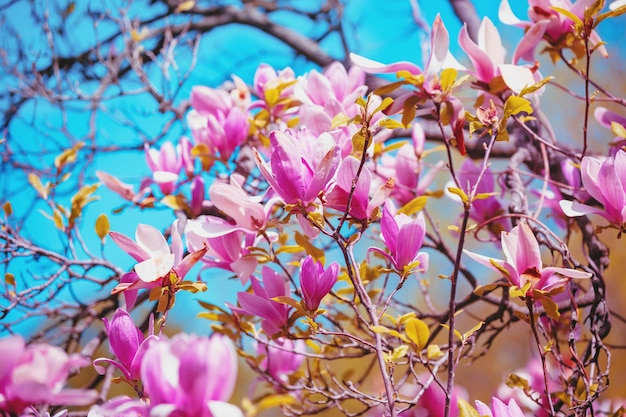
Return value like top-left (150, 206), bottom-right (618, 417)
top-left (370, 325), bottom-right (410, 343)
top-left (331, 113), bottom-right (352, 129)
top-left (503, 96), bottom-right (533, 119)
top-left (447, 187), bottom-right (469, 205)
top-left (175, 0), bottom-right (195, 12)
top-left (440, 68), bottom-right (458, 92)
top-left (373, 97), bottom-right (394, 114)
top-left (373, 80), bottom-right (409, 95)
top-left (295, 231), bottom-right (325, 263)
top-left (440, 323), bottom-right (462, 341)
top-left (54, 142), bottom-right (84, 170)
top-left (473, 192), bottom-right (496, 201)
top-left (95, 213), bottom-right (110, 241)
top-left (161, 194), bottom-right (189, 211)
top-left (398, 196), bottom-right (428, 216)
top-left (379, 118), bottom-right (405, 129)
top-left (611, 121), bottom-right (626, 139)
top-left (519, 76), bottom-right (554, 97)
top-left (385, 344), bottom-right (409, 362)
top-left (473, 282), bottom-right (500, 296)
top-left (462, 321), bottom-right (484, 342)
top-left (458, 398), bottom-right (482, 417)
top-left (28, 173), bottom-right (48, 200)
top-left (596, 5), bottom-right (626, 27)
top-left (552, 6), bottom-right (584, 31)
top-left (405, 317), bottom-right (430, 350)
top-left (427, 344), bottom-right (444, 360)
top-left (255, 394), bottom-right (298, 415)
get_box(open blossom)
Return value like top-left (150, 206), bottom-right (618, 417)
top-left (254, 128), bottom-right (340, 206)
top-left (369, 202), bottom-right (429, 275)
top-left (299, 255), bottom-right (339, 312)
top-left (144, 141), bottom-right (182, 195)
top-left (499, 0), bottom-right (608, 63)
top-left (475, 397), bottom-right (525, 417)
top-left (559, 149), bottom-right (626, 231)
top-left (237, 266), bottom-right (292, 336)
top-left (140, 333), bottom-right (241, 417)
top-left (109, 220), bottom-right (207, 308)
top-left (93, 308), bottom-right (157, 381)
top-left (250, 63), bottom-right (298, 122)
top-left (187, 84), bottom-right (249, 162)
top-left (464, 223), bottom-right (591, 297)
top-left (594, 107), bottom-right (626, 156)
top-left (458, 16), bottom-right (541, 97)
top-left (0, 335), bottom-right (98, 415)
top-left (351, 14), bottom-right (467, 154)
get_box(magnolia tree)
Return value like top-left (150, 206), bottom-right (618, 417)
top-left (1, 0), bottom-right (625, 416)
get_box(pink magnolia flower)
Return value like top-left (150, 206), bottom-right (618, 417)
top-left (294, 61), bottom-right (368, 134)
top-left (237, 266), bottom-right (292, 336)
top-left (254, 128), bottom-right (340, 206)
top-left (141, 333), bottom-right (241, 417)
top-left (185, 216), bottom-right (259, 284)
top-left (397, 378), bottom-right (467, 417)
top-left (187, 85), bottom-right (249, 163)
top-left (144, 141), bottom-right (182, 195)
top-left (559, 149), bottom-right (626, 232)
top-left (459, 16), bottom-right (541, 96)
top-left (376, 124), bottom-right (445, 206)
top-left (299, 255), bottom-right (339, 312)
top-left (93, 308), bottom-right (157, 381)
top-left (370, 202), bottom-right (429, 275)
top-left (256, 337), bottom-right (306, 386)
top-left (109, 220), bottom-right (207, 308)
top-left (464, 223), bottom-right (592, 297)
top-left (499, 0), bottom-right (608, 63)
top-left (475, 397), bottom-right (526, 417)
top-left (351, 14), bottom-right (468, 154)
top-left (325, 156), bottom-right (393, 220)
top-left (208, 173), bottom-right (269, 232)
top-left (594, 107), bottom-right (626, 156)
top-left (0, 335), bottom-right (98, 414)
top-left (250, 63), bottom-right (298, 122)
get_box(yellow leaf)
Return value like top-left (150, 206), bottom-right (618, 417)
top-left (439, 68), bottom-right (458, 92)
top-left (595, 5), bottom-right (626, 27)
top-left (473, 192), bottom-right (496, 201)
top-left (503, 96), bottom-right (533, 119)
top-left (398, 196), bottom-right (428, 216)
top-left (373, 97), bottom-right (394, 114)
top-left (383, 140), bottom-right (408, 153)
top-left (264, 88), bottom-right (280, 106)
top-left (611, 121), bottom-right (626, 139)
top-left (176, 0), bottom-right (195, 12)
top-left (457, 398), bottom-right (482, 417)
top-left (379, 118), bottom-right (405, 130)
top-left (161, 195), bottom-right (189, 211)
top-left (405, 317), bottom-right (430, 350)
top-left (462, 321), bottom-right (484, 342)
top-left (95, 213), bottom-right (110, 241)
top-left (402, 95), bottom-right (421, 128)
top-left (54, 142), bottom-right (84, 170)
top-left (373, 80), bottom-right (409, 95)
top-left (295, 231), bottom-right (325, 263)
top-left (473, 282), bottom-right (500, 296)
top-left (539, 297), bottom-right (561, 320)
top-left (2, 201), bottom-right (12, 217)
top-left (28, 173), bottom-right (48, 200)
top-left (5, 273), bottom-right (15, 286)
top-left (447, 187), bottom-right (469, 205)
top-left (518, 76), bottom-right (554, 97)
top-left (552, 6), bottom-right (584, 32)
top-left (388, 344), bottom-right (409, 362)
top-left (331, 112), bottom-right (352, 129)
top-left (131, 27), bottom-right (149, 42)
top-left (427, 344), bottom-right (444, 360)
top-left (440, 323), bottom-right (462, 341)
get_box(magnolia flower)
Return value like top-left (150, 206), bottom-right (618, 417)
top-left (109, 220), bottom-right (207, 308)
top-left (299, 255), bottom-right (339, 312)
top-left (499, 0), bottom-right (608, 63)
top-left (141, 333), bottom-right (241, 417)
top-left (256, 337), bottom-right (306, 386)
top-left (208, 173), bottom-right (269, 232)
top-left (458, 16), bottom-right (541, 96)
top-left (559, 149), bottom-right (626, 231)
top-left (594, 107), bottom-right (626, 156)
top-left (0, 335), bottom-right (98, 414)
top-left (250, 63), bottom-right (298, 121)
top-left (325, 156), bottom-right (393, 220)
top-left (237, 266), bottom-right (292, 336)
top-left (370, 202), bottom-right (429, 275)
top-left (464, 223), bottom-right (591, 297)
top-left (144, 141), bottom-right (182, 195)
top-left (93, 308), bottom-right (157, 381)
top-left (475, 397), bottom-right (525, 417)
top-left (187, 85), bottom-right (249, 162)
top-left (351, 14), bottom-right (467, 154)
top-left (254, 128), bottom-right (340, 206)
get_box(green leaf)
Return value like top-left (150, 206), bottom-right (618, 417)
top-left (458, 398), bottom-right (482, 417)
top-left (405, 317), bottom-right (430, 350)
top-left (95, 213), bottom-right (110, 241)
top-left (503, 96), bottom-right (533, 119)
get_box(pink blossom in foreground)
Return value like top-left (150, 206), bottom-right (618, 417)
top-left (187, 85), bottom-right (249, 162)
top-left (140, 333), bottom-right (241, 417)
top-left (559, 149), bottom-right (626, 231)
top-left (254, 128), bottom-right (340, 206)
top-left (499, 0), bottom-right (608, 63)
top-left (93, 308), bottom-right (157, 381)
top-left (475, 397), bottom-right (526, 417)
top-left (325, 156), bottom-right (393, 220)
top-left (299, 255), bottom-right (339, 312)
top-left (237, 267), bottom-right (292, 336)
top-left (464, 223), bottom-right (591, 297)
top-left (396, 378), bottom-right (467, 417)
top-left (109, 220), bottom-right (207, 308)
top-left (208, 173), bottom-right (269, 232)
top-left (144, 141), bottom-right (182, 195)
top-left (256, 337), bottom-right (306, 386)
top-left (0, 335), bottom-right (98, 415)
top-left (370, 202), bottom-right (429, 276)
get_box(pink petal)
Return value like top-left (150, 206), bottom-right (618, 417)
top-left (559, 200), bottom-right (604, 217)
top-left (512, 223), bottom-right (542, 273)
top-left (512, 20), bottom-right (549, 64)
top-left (459, 22), bottom-right (496, 83)
top-left (349, 53), bottom-right (422, 75)
top-left (499, 64), bottom-right (536, 94)
top-left (498, 0), bottom-right (530, 27)
top-left (109, 231), bottom-right (150, 262)
top-left (135, 224), bottom-right (171, 258)
top-left (134, 254), bottom-right (175, 283)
